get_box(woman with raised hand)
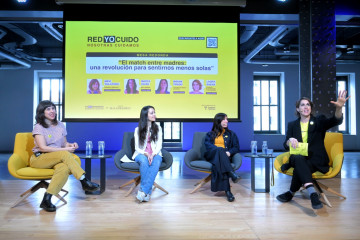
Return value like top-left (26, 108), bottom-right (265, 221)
top-left (276, 90), bottom-right (350, 209)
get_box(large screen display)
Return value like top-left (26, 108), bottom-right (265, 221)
top-left (63, 5), bottom-right (240, 121)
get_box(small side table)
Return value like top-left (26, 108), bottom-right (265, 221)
top-left (78, 154), bottom-right (112, 195)
top-left (245, 154), bottom-right (274, 193)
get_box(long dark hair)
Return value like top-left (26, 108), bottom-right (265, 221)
top-left (138, 105), bottom-right (159, 147)
top-left (126, 79), bottom-right (137, 93)
top-left (295, 97), bottom-right (314, 117)
top-left (211, 113), bottom-right (228, 137)
top-left (156, 79), bottom-right (168, 93)
top-left (35, 100), bottom-right (58, 128)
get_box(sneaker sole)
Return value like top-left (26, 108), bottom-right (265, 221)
top-left (83, 186), bottom-right (100, 192)
top-left (136, 196), bottom-right (144, 202)
top-left (312, 203), bottom-right (323, 209)
top-left (136, 192), bottom-right (145, 202)
top-left (276, 196), bottom-right (292, 203)
top-left (40, 205), bottom-right (56, 212)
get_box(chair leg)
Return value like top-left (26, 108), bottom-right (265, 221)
top-left (55, 193), bottom-right (68, 204)
top-left (153, 182), bottom-right (169, 194)
top-left (312, 180), bottom-right (333, 208)
top-left (121, 176), bottom-right (141, 197)
top-left (190, 174), bottom-right (211, 194)
top-left (119, 176), bottom-right (139, 188)
top-left (12, 180), bottom-right (69, 208)
top-left (316, 181), bottom-right (346, 199)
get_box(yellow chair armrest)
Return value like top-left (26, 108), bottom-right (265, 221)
top-left (8, 153), bottom-right (28, 178)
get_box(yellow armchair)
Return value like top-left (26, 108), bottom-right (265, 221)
top-left (8, 132), bottom-right (80, 208)
top-left (274, 132), bottom-right (345, 207)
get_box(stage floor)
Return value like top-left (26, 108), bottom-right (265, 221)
top-left (0, 152), bottom-right (359, 240)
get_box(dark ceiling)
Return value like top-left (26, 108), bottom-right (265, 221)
top-left (240, 14), bottom-right (360, 65)
top-left (0, 0), bottom-right (359, 69)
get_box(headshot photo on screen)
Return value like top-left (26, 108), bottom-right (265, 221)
top-left (155, 79), bottom-right (170, 94)
top-left (124, 78), bottom-right (139, 94)
top-left (87, 79), bottom-right (102, 94)
top-left (189, 79), bottom-right (204, 94)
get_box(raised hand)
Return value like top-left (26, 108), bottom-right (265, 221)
top-left (330, 90), bottom-right (350, 108)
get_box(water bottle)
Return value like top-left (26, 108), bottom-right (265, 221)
top-left (262, 141), bottom-right (268, 155)
top-left (98, 141), bottom-right (105, 157)
top-left (251, 141), bottom-right (257, 155)
top-left (86, 141), bottom-right (93, 157)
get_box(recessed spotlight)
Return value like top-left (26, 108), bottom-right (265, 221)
top-left (17, 0), bottom-right (27, 3)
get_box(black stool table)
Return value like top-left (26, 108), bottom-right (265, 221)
top-left (78, 154), bottom-right (112, 195)
top-left (245, 154), bottom-right (274, 193)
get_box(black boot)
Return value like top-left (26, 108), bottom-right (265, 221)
top-left (80, 177), bottom-right (100, 192)
top-left (228, 171), bottom-right (241, 183)
top-left (225, 190), bottom-right (235, 202)
top-left (40, 192), bottom-right (56, 212)
top-left (310, 192), bottom-right (323, 209)
top-left (276, 191), bottom-right (294, 203)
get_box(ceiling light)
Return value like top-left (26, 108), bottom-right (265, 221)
top-left (17, 0), bottom-right (27, 3)
top-left (346, 46), bottom-right (354, 54)
top-left (283, 46), bottom-right (290, 53)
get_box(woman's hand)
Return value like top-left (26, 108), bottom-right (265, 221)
top-left (66, 142), bottom-right (79, 149)
top-left (331, 90), bottom-right (350, 119)
top-left (330, 90), bottom-right (350, 109)
top-left (65, 146), bottom-right (76, 153)
top-left (35, 135), bottom-right (76, 153)
top-left (148, 153), bottom-right (156, 165)
top-left (144, 152), bottom-right (152, 164)
top-left (288, 137), bottom-right (299, 149)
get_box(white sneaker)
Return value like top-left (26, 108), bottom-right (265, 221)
top-left (143, 193), bottom-right (151, 202)
top-left (136, 190), bottom-right (146, 202)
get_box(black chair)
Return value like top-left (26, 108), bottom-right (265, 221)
top-left (184, 132), bottom-right (242, 193)
top-left (114, 132), bottom-right (173, 196)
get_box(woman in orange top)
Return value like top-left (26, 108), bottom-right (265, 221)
top-left (204, 113), bottom-right (240, 202)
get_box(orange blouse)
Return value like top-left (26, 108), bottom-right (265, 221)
top-left (214, 130), bottom-right (225, 148)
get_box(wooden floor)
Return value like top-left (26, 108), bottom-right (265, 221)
top-left (1, 152), bottom-right (360, 240)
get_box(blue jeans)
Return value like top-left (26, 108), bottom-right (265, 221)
top-left (135, 154), bottom-right (162, 195)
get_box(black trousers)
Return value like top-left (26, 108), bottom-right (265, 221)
top-left (204, 147), bottom-right (233, 192)
top-left (288, 155), bottom-right (316, 192)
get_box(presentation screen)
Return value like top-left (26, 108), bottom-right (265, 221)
top-left (63, 5), bottom-right (240, 121)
